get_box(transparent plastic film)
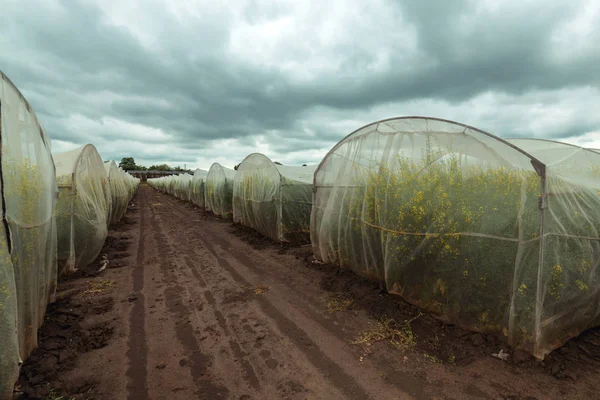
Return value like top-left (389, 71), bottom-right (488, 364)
top-left (0, 226), bottom-right (19, 400)
top-left (233, 153), bottom-right (316, 243)
top-left (168, 175), bottom-right (176, 196)
top-left (54, 144), bottom-right (109, 275)
top-left (104, 161), bottom-right (130, 224)
top-left (310, 117), bottom-right (569, 358)
top-left (148, 175), bottom-right (175, 196)
top-left (205, 163), bottom-right (235, 218)
top-left (507, 138), bottom-right (600, 358)
top-left (1, 71), bottom-right (58, 395)
top-left (191, 169), bottom-right (208, 208)
top-left (175, 173), bottom-right (193, 202)
top-left (121, 168), bottom-right (139, 201)
top-left (102, 163), bottom-right (114, 228)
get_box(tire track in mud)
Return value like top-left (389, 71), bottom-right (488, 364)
top-left (148, 188), bottom-right (421, 399)
top-left (158, 197), bottom-right (374, 399)
top-left (149, 206), bottom-right (231, 399)
top-left (191, 246), bottom-right (296, 396)
top-left (151, 207), bottom-right (264, 396)
top-left (183, 255), bottom-right (207, 288)
top-left (152, 195), bottom-right (345, 399)
top-left (203, 291), bottom-right (230, 335)
top-left (200, 223), bottom-right (431, 399)
top-left (126, 187), bottom-right (149, 400)
top-left (195, 232), bottom-right (371, 400)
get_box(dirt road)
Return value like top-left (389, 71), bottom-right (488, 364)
top-left (16, 185), bottom-right (600, 400)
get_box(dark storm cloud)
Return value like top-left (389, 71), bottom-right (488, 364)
top-left (305, 1), bottom-right (599, 108)
top-left (0, 0), bottom-right (598, 165)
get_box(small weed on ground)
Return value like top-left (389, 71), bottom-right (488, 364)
top-left (47, 389), bottom-right (76, 400)
top-left (253, 285), bottom-right (270, 295)
top-left (324, 292), bottom-right (354, 313)
top-left (81, 279), bottom-right (114, 297)
top-left (352, 314), bottom-right (421, 351)
top-left (423, 353), bottom-right (444, 364)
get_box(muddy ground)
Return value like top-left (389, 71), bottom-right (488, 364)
top-left (13, 184), bottom-right (600, 400)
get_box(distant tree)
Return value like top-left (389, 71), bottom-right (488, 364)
top-left (119, 157), bottom-right (148, 171)
top-left (273, 161), bottom-right (283, 165)
top-left (302, 164), bottom-right (307, 166)
top-left (148, 164), bottom-right (171, 171)
top-left (119, 157), bottom-right (137, 170)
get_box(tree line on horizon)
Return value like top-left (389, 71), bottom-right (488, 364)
top-left (119, 157), bottom-right (309, 173)
top-left (117, 157), bottom-right (192, 173)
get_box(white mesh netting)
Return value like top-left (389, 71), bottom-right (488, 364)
top-left (0, 71), bottom-right (58, 397)
top-left (233, 153), bottom-right (316, 243)
top-left (54, 144), bottom-right (109, 275)
top-left (205, 163), bottom-right (235, 218)
top-left (104, 161), bottom-right (130, 225)
top-left (191, 169), bottom-right (208, 208)
top-left (311, 116), bottom-right (600, 359)
top-left (174, 173), bottom-right (193, 202)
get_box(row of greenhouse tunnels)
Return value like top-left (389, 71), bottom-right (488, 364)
top-left (0, 72), bottom-right (141, 397)
top-left (149, 119), bottom-right (600, 365)
top-left (3, 70), bottom-right (600, 396)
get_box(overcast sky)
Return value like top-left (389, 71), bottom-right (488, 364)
top-left (1, 0), bottom-right (599, 170)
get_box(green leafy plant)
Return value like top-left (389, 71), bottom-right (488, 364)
top-left (352, 315), bottom-right (418, 351)
top-left (319, 143), bottom-right (600, 355)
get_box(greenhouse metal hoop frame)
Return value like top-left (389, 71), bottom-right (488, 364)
top-left (508, 136), bottom-right (596, 150)
top-left (505, 137), bottom-right (600, 203)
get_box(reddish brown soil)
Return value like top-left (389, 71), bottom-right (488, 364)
top-left (14, 184), bottom-right (600, 399)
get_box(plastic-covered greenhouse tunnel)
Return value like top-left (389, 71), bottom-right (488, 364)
top-left (0, 71), bottom-right (58, 398)
top-left (54, 144), bottom-right (110, 276)
top-left (174, 172), bottom-right (193, 202)
top-left (310, 116), bottom-right (600, 359)
top-left (233, 153), bottom-right (316, 243)
top-left (191, 168), bottom-right (208, 208)
top-left (104, 160), bottom-right (129, 225)
top-left (205, 162), bottom-right (236, 219)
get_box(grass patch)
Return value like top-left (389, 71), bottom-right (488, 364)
top-left (351, 314), bottom-right (420, 351)
top-left (423, 353), bottom-right (443, 363)
top-left (47, 389), bottom-right (76, 400)
top-left (81, 279), bottom-right (114, 297)
top-left (324, 292), bottom-right (354, 313)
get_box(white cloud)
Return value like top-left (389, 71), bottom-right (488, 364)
top-left (561, 131), bottom-right (600, 149)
